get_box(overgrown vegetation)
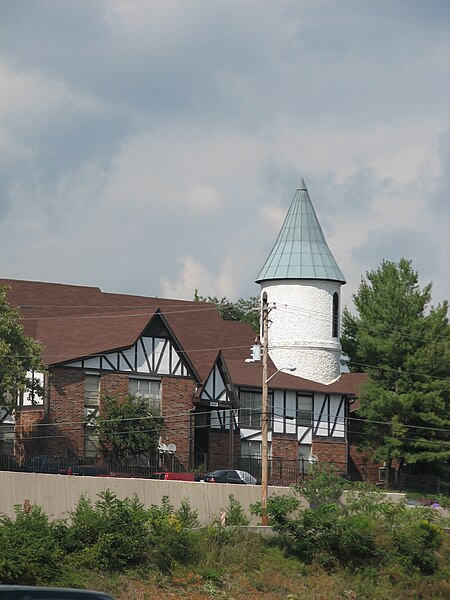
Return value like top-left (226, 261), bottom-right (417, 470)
top-left (0, 475), bottom-right (449, 599)
top-left (252, 464), bottom-right (447, 577)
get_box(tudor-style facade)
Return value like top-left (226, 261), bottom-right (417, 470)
top-left (0, 181), bottom-right (361, 480)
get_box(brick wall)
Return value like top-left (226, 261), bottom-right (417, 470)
top-left (312, 437), bottom-right (347, 471)
top-left (101, 371), bottom-right (129, 399)
top-left (160, 376), bottom-right (196, 470)
top-left (349, 444), bottom-right (383, 482)
top-left (15, 408), bottom-right (46, 461)
top-left (47, 367), bottom-right (84, 457)
top-left (209, 427), bottom-right (240, 470)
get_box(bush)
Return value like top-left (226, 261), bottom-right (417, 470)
top-left (147, 496), bottom-right (198, 572)
top-left (296, 463), bottom-right (346, 507)
top-left (66, 490), bottom-right (150, 571)
top-left (262, 468), bottom-right (446, 575)
top-left (385, 506), bottom-right (444, 574)
top-left (223, 495), bottom-right (249, 527)
top-left (0, 505), bottom-right (65, 585)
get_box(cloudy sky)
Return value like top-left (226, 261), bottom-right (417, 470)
top-left (0, 0), bottom-right (449, 311)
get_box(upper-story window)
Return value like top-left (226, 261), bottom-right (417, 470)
top-left (84, 374), bottom-right (100, 418)
top-left (239, 389), bottom-right (273, 429)
top-left (332, 292), bottom-right (339, 338)
top-left (84, 374), bottom-right (100, 459)
top-left (129, 378), bottom-right (161, 413)
top-left (297, 393), bottom-right (313, 427)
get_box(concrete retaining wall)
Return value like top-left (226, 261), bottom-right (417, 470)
top-left (0, 472), bottom-right (299, 525)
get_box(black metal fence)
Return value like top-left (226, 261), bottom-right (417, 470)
top-left (0, 451), bottom-right (447, 496)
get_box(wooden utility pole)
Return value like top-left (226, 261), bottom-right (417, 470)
top-left (261, 291), bottom-right (269, 526)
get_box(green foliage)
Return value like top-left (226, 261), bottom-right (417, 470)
top-left (383, 505), bottom-right (444, 575)
top-left (341, 259), bottom-right (450, 469)
top-left (66, 491), bottom-right (150, 571)
top-left (147, 496), bottom-right (198, 571)
top-left (223, 494), bottom-right (249, 526)
top-left (0, 505), bottom-right (65, 585)
top-left (96, 394), bottom-right (163, 465)
top-left (296, 463), bottom-right (346, 507)
top-left (263, 477), bottom-right (446, 575)
top-left (175, 498), bottom-right (199, 529)
top-left (0, 286), bottom-right (46, 410)
top-left (194, 289), bottom-right (260, 332)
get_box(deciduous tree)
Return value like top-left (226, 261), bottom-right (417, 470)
top-left (96, 394), bottom-right (163, 466)
top-left (194, 290), bottom-right (260, 332)
top-left (0, 286), bottom-right (45, 410)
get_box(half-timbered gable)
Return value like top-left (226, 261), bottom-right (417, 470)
top-left (62, 312), bottom-right (195, 379)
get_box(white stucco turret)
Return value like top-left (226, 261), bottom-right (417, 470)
top-left (256, 180), bottom-right (345, 384)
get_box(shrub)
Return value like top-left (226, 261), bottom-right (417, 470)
top-left (296, 463), bottom-right (346, 507)
top-left (223, 494), bottom-right (249, 527)
top-left (0, 505), bottom-right (65, 585)
top-left (66, 490), bottom-right (150, 571)
top-left (386, 506), bottom-right (444, 574)
top-left (175, 499), bottom-right (199, 529)
top-left (147, 496), bottom-right (198, 572)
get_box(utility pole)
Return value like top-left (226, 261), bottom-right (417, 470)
top-left (261, 291), bottom-right (269, 526)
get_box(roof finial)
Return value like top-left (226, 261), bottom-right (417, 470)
top-left (298, 178), bottom-right (307, 191)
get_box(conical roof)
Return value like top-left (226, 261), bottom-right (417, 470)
top-left (256, 179), bottom-right (346, 283)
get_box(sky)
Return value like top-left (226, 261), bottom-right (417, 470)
top-left (0, 0), bottom-right (449, 312)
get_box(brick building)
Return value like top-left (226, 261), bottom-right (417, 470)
top-left (0, 180), bottom-right (366, 481)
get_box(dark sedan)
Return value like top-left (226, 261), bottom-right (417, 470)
top-left (0, 587), bottom-right (115, 599)
top-left (202, 469), bottom-right (259, 484)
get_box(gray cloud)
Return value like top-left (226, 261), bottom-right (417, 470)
top-left (0, 0), bottom-right (448, 307)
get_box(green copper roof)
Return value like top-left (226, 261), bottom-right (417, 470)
top-left (256, 179), bottom-right (346, 283)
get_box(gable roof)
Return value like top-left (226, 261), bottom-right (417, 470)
top-left (1, 278), bottom-right (361, 394)
top-left (256, 179), bottom-right (346, 284)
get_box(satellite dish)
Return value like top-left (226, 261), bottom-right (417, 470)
top-left (167, 443), bottom-right (177, 453)
top-left (308, 453), bottom-right (319, 465)
top-left (158, 443), bottom-right (167, 453)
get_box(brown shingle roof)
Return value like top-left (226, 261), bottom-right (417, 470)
top-left (1, 278), bottom-right (368, 394)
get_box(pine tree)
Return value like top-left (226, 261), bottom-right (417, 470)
top-left (342, 259), bottom-right (450, 474)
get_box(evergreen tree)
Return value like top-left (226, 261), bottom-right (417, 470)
top-left (342, 259), bottom-right (450, 473)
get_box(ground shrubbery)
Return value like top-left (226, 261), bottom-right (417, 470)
top-left (254, 464), bottom-right (446, 576)
top-left (0, 491), bottom-right (200, 585)
top-left (0, 472), bottom-right (448, 596)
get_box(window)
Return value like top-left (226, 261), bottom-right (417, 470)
top-left (298, 443), bottom-right (312, 473)
top-left (83, 430), bottom-right (98, 459)
top-left (129, 379), bottom-right (161, 413)
top-left (84, 374), bottom-right (100, 413)
top-left (332, 292), bottom-right (339, 338)
top-left (239, 391), bottom-right (263, 429)
top-left (0, 423), bottom-right (14, 455)
top-left (84, 374), bottom-right (100, 459)
top-left (241, 440), bottom-right (261, 458)
top-left (297, 394), bottom-right (313, 427)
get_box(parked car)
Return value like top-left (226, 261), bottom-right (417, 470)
top-left (202, 469), bottom-right (259, 484)
top-left (69, 465), bottom-right (109, 477)
top-left (0, 586), bottom-right (115, 599)
top-left (25, 455), bottom-right (71, 475)
top-left (149, 471), bottom-right (196, 481)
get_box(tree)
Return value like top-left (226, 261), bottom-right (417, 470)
top-left (194, 290), bottom-right (260, 332)
top-left (0, 285), bottom-right (45, 410)
top-left (96, 394), bottom-right (163, 466)
top-left (341, 259), bottom-right (450, 474)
